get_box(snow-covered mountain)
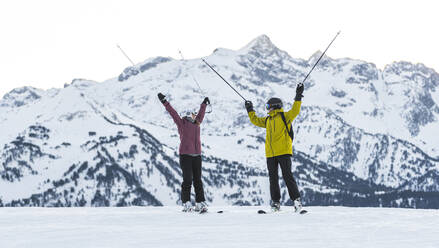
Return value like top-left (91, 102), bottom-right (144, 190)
top-left (1, 35), bottom-right (438, 208)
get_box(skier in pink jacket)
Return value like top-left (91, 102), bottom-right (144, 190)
top-left (158, 93), bottom-right (210, 212)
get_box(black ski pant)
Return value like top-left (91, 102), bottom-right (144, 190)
top-left (179, 155), bottom-right (205, 203)
top-left (266, 154), bottom-right (300, 203)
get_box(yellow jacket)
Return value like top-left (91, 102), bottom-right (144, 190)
top-left (248, 101), bottom-right (301, 158)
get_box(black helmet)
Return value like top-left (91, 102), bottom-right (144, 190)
top-left (266, 97), bottom-right (283, 110)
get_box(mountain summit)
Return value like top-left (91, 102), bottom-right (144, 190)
top-left (240, 34), bottom-right (278, 53)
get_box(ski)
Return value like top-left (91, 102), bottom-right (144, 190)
top-left (182, 209), bottom-right (224, 214)
top-left (257, 209), bottom-right (308, 214)
top-left (199, 210), bottom-right (225, 214)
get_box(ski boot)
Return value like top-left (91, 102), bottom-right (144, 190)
top-left (182, 202), bottom-right (193, 212)
top-left (294, 198), bottom-right (305, 214)
top-left (271, 201), bottom-right (281, 212)
top-left (194, 201), bottom-right (208, 214)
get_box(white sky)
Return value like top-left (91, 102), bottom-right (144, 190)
top-left (0, 0), bottom-right (438, 97)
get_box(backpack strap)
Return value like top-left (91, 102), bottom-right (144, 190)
top-left (280, 112), bottom-right (294, 141)
top-left (265, 116), bottom-right (269, 127)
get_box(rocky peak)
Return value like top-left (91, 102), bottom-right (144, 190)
top-left (307, 50), bottom-right (333, 65)
top-left (239, 34), bottom-right (279, 55)
top-left (1, 86), bottom-right (42, 108)
top-left (384, 61), bottom-right (439, 91)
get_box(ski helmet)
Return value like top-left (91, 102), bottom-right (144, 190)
top-left (266, 97), bottom-right (283, 110)
top-left (181, 110), bottom-right (197, 118)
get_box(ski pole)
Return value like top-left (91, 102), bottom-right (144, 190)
top-left (179, 50), bottom-right (212, 113)
top-left (301, 31), bottom-right (341, 84)
top-left (116, 44), bottom-right (136, 66)
top-left (179, 51), bottom-right (204, 95)
top-left (201, 58), bottom-right (247, 101)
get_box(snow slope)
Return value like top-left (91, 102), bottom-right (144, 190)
top-left (0, 206), bottom-right (438, 248)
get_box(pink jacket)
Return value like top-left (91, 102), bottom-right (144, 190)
top-left (163, 101), bottom-right (207, 155)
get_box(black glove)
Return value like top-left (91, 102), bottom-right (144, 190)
top-left (245, 100), bottom-right (254, 113)
top-left (295, 83), bottom-right (304, 101)
top-left (203, 97), bottom-right (210, 105)
top-left (158, 93), bottom-right (167, 104)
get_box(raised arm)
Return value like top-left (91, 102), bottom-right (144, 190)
top-left (284, 101), bottom-right (302, 122)
top-left (195, 97), bottom-right (209, 124)
top-left (245, 100), bottom-right (267, 128)
top-left (248, 112), bottom-right (267, 128)
top-left (158, 93), bottom-right (183, 128)
top-left (285, 83), bottom-right (304, 121)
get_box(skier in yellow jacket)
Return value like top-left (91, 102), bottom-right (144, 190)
top-left (244, 83), bottom-right (304, 212)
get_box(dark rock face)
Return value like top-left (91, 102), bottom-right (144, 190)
top-left (1, 87), bottom-right (41, 107)
top-left (1, 125), bottom-right (57, 182)
top-left (383, 62), bottom-right (439, 136)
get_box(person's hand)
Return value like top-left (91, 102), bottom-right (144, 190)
top-left (203, 97), bottom-right (210, 105)
top-left (158, 93), bottom-right (167, 103)
top-left (245, 100), bottom-right (254, 113)
top-left (295, 83), bottom-right (304, 101)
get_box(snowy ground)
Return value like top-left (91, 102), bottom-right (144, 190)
top-left (1, 206), bottom-right (438, 248)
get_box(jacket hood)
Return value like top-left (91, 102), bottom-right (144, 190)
top-left (268, 108), bottom-right (284, 117)
top-left (183, 116), bottom-right (196, 123)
